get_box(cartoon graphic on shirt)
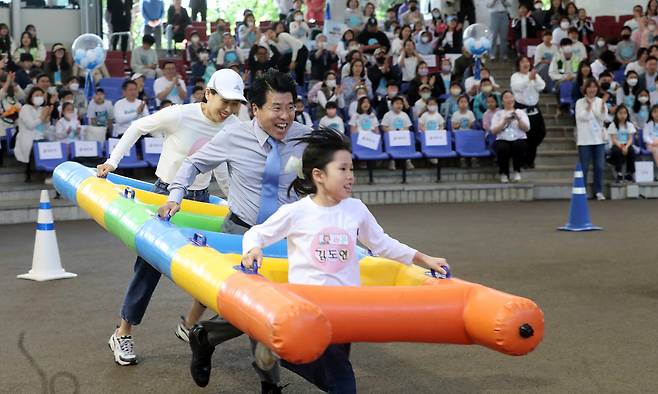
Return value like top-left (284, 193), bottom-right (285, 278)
top-left (311, 227), bottom-right (355, 274)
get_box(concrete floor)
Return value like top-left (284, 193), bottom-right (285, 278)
top-left (1, 200), bottom-right (657, 394)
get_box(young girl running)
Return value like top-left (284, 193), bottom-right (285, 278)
top-left (240, 128), bottom-right (449, 393)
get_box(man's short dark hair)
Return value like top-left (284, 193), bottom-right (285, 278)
top-left (142, 34), bottom-right (156, 46)
top-left (19, 53), bottom-right (33, 62)
top-left (599, 71), bottom-right (613, 79)
top-left (647, 55), bottom-right (658, 63)
top-left (325, 101), bottom-right (338, 109)
top-left (559, 38), bottom-right (573, 46)
top-left (122, 79), bottom-right (137, 90)
top-left (249, 68), bottom-right (297, 109)
top-left (390, 96), bottom-right (404, 105)
top-left (192, 85), bottom-right (204, 94)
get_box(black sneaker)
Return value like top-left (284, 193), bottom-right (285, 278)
top-left (189, 324), bottom-right (215, 387)
top-left (616, 173), bottom-right (624, 182)
top-left (624, 174), bottom-right (634, 182)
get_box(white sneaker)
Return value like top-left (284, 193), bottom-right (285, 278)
top-left (429, 158), bottom-right (438, 165)
top-left (108, 330), bottom-right (138, 365)
top-left (500, 174), bottom-right (509, 183)
top-left (405, 159), bottom-right (414, 170)
top-left (595, 192), bottom-right (606, 201)
top-left (512, 172), bottom-right (522, 182)
top-left (44, 177), bottom-right (53, 185)
top-left (254, 342), bottom-right (279, 371)
top-left (388, 160), bottom-right (397, 170)
top-left (175, 316), bottom-right (190, 343)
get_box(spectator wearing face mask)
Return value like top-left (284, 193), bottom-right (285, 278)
top-left (368, 47), bottom-right (403, 99)
top-left (191, 48), bottom-right (215, 82)
top-left (438, 58), bottom-right (455, 94)
top-left (591, 36), bottom-right (609, 61)
top-left (631, 88), bottom-right (651, 129)
top-left (617, 26), bottom-right (638, 65)
top-left (64, 76), bottom-right (87, 119)
top-left (15, 87), bottom-right (53, 181)
top-left (440, 82), bottom-right (463, 120)
top-left (418, 97), bottom-right (445, 136)
top-left (532, 0), bottom-right (549, 30)
top-left (186, 31), bottom-right (206, 66)
top-left (294, 96), bottom-right (313, 127)
top-left (374, 81), bottom-right (401, 120)
top-left (416, 31), bottom-right (435, 55)
top-left (549, 38), bottom-right (581, 112)
top-left (409, 62), bottom-right (442, 108)
top-left (238, 12), bottom-right (260, 49)
top-left (316, 71), bottom-right (345, 119)
top-left (464, 67), bottom-right (499, 99)
top-left (55, 102), bottom-right (82, 141)
top-left (552, 16), bottom-right (571, 45)
top-left (289, 10), bottom-right (311, 42)
top-left (413, 84), bottom-right (433, 117)
top-left (632, 18), bottom-right (658, 49)
top-left (616, 71), bottom-right (641, 110)
top-left (473, 78), bottom-right (501, 122)
top-left (309, 35), bottom-right (338, 87)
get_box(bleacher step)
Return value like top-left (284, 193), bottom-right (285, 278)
top-left (0, 198), bottom-right (87, 225)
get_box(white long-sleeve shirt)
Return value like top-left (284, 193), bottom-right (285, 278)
top-left (274, 32), bottom-right (304, 62)
top-left (510, 72), bottom-right (545, 106)
top-left (643, 121), bottom-right (658, 145)
top-left (242, 196), bottom-right (417, 286)
top-left (106, 103), bottom-right (236, 190)
top-left (575, 97), bottom-right (608, 146)
top-left (112, 98), bottom-right (149, 137)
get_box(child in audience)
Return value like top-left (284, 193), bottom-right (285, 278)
top-left (348, 85), bottom-right (369, 119)
top-left (418, 97), bottom-right (445, 132)
top-left (381, 96), bottom-right (413, 170)
top-left (241, 128), bottom-right (448, 394)
top-left (482, 95), bottom-right (500, 133)
top-left (643, 105), bottom-right (658, 175)
top-left (191, 86), bottom-right (205, 103)
top-left (55, 102), bottom-right (82, 141)
top-left (451, 95), bottom-right (475, 131)
top-left (64, 76), bottom-right (87, 119)
top-left (294, 96), bottom-right (313, 127)
top-left (319, 101), bottom-right (345, 134)
top-left (606, 105), bottom-right (637, 182)
top-left (616, 71), bottom-right (640, 110)
top-left (440, 82), bottom-right (461, 119)
top-left (348, 96), bottom-right (379, 134)
top-left (87, 88), bottom-right (113, 134)
top-left (413, 84), bottom-right (432, 117)
top-left (631, 89), bottom-right (651, 129)
top-left (58, 90), bottom-right (78, 118)
top-left (472, 78), bottom-right (501, 122)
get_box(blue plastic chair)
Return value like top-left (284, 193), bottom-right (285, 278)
top-left (105, 139), bottom-right (148, 169)
top-left (98, 77), bottom-right (125, 90)
top-left (141, 138), bottom-right (162, 167)
top-left (454, 129), bottom-right (492, 158)
top-left (383, 131), bottom-right (423, 183)
top-left (613, 68), bottom-right (626, 84)
top-left (33, 142), bottom-right (69, 172)
top-left (636, 129), bottom-right (651, 156)
top-left (559, 80), bottom-right (574, 107)
top-left (350, 132), bottom-right (390, 184)
top-left (420, 130), bottom-right (458, 181)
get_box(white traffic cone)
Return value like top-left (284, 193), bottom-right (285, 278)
top-left (17, 190), bottom-right (77, 281)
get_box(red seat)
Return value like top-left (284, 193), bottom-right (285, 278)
top-left (105, 58), bottom-right (126, 77)
top-left (517, 38), bottom-right (542, 57)
top-left (595, 15), bottom-right (616, 26)
top-left (618, 15), bottom-right (633, 25)
top-left (185, 25), bottom-right (207, 42)
top-left (191, 21), bottom-right (207, 30)
top-left (594, 20), bottom-right (621, 41)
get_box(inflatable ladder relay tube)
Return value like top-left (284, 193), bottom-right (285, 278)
top-left (54, 161), bottom-right (544, 363)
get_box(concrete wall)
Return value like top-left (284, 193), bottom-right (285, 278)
top-left (20, 9), bottom-right (82, 48)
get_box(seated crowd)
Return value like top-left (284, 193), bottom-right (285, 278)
top-left (2, 0), bottom-right (658, 192)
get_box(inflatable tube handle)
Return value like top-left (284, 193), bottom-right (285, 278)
top-left (122, 187), bottom-right (135, 199)
top-left (233, 261), bottom-right (260, 275)
top-left (190, 232), bottom-right (207, 247)
top-left (429, 265), bottom-right (451, 279)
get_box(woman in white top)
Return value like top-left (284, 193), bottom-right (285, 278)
top-left (336, 29), bottom-right (356, 62)
top-left (271, 21), bottom-right (308, 84)
top-left (288, 10), bottom-right (311, 42)
top-left (237, 13), bottom-right (260, 49)
top-left (510, 56), bottom-right (546, 169)
top-left (316, 71), bottom-right (345, 119)
top-left (575, 78), bottom-right (608, 200)
top-left (398, 39), bottom-right (424, 82)
top-left (15, 87), bottom-right (53, 181)
top-left (112, 80), bottom-right (150, 137)
top-left (96, 70), bottom-right (247, 367)
top-left (490, 90), bottom-right (530, 183)
top-left (390, 25), bottom-right (412, 64)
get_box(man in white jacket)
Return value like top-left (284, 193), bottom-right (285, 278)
top-left (97, 69), bottom-right (246, 367)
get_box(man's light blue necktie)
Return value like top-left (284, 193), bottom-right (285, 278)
top-left (256, 136), bottom-right (281, 224)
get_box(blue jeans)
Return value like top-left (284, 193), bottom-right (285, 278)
top-left (489, 11), bottom-right (509, 58)
top-left (282, 344), bottom-right (356, 394)
top-left (578, 144), bottom-right (605, 196)
top-left (120, 179), bottom-right (209, 326)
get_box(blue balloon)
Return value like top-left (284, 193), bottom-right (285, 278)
top-left (72, 34), bottom-right (105, 71)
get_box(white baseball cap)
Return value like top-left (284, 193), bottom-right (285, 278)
top-left (207, 69), bottom-right (247, 103)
